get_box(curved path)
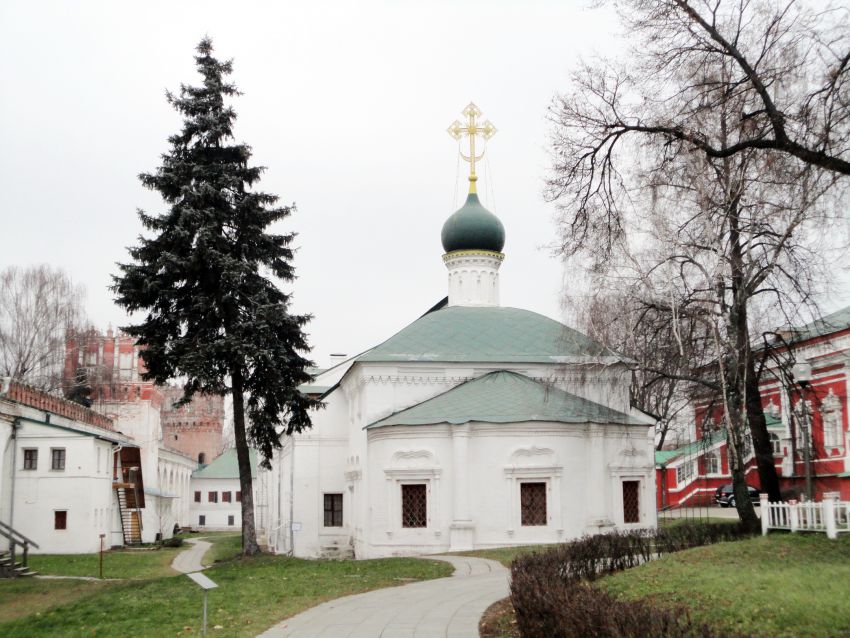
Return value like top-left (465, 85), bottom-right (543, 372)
top-left (257, 555), bottom-right (509, 638)
top-left (171, 538), bottom-right (212, 574)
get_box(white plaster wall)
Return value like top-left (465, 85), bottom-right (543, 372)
top-left (10, 424), bottom-right (117, 554)
top-left (189, 477), bottom-right (247, 529)
top-left (0, 419), bottom-right (11, 527)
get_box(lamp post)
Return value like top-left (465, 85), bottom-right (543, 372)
top-left (792, 362), bottom-right (814, 501)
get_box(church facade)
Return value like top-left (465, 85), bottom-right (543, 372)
top-left (257, 105), bottom-right (657, 558)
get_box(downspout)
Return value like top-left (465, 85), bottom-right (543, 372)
top-left (8, 418), bottom-right (20, 538)
top-left (289, 435), bottom-right (295, 556)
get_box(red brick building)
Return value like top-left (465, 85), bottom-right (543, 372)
top-left (64, 328), bottom-right (223, 465)
top-left (657, 305), bottom-right (850, 508)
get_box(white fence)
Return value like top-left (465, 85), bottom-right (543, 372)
top-left (760, 494), bottom-right (850, 539)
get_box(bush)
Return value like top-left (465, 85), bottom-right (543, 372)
top-left (160, 537), bottom-right (184, 548)
top-left (510, 523), bottom-right (752, 637)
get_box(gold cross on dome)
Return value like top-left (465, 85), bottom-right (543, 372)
top-left (447, 102), bottom-right (496, 194)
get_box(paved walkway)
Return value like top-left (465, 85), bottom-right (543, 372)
top-left (171, 538), bottom-right (212, 574)
top-left (257, 555), bottom-right (509, 638)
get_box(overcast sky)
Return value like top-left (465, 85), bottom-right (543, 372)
top-left (0, 1), bottom-right (625, 367)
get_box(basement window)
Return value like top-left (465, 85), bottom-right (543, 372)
top-left (54, 511), bottom-right (67, 530)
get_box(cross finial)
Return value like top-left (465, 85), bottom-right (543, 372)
top-left (447, 102), bottom-right (497, 194)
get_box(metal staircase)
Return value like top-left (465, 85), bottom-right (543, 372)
top-left (0, 521), bottom-right (38, 578)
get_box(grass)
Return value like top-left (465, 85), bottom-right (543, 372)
top-left (456, 545), bottom-right (552, 567)
top-left (657, 516), bottom-right (740, 527)
top-left (201, 533), bottom-right (242, 566)
top-left (598, 533), bottom-right (850, 637)
top-left (28, 546), bottom-right (185, 580)
top-left (0, 549), bottom-right (454, 637)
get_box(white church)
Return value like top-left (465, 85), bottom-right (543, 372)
top-left (255, 104), bottom-right (656, 559)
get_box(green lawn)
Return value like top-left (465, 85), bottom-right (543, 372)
top-left (201, 533), bottom-right (242, 566)
top-left (0, 551), bottom-right (453, 637)
top-left (657, 516), bottom-right (739, 527)
top-left (28, 546), bottom-right (184, 580)
top-left (598, 533), bottom-right (850, 637)
top-left (457, 545), bottom-right (554, 567)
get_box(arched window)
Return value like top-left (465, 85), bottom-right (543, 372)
top-left (198, 452), bottom-right (206, 465)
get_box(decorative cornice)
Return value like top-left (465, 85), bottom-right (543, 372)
top-left (442, 250), bottom-right (504, 262)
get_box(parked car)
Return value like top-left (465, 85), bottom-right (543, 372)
top-left (714, 484), bottom-right (761, 508)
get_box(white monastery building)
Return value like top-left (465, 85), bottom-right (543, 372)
top-left (257, 104), bottom-right (657, 559)
top-left (190, 448), bottom-right (257, 530)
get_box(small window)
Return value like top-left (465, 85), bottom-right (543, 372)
top-left (235, 491), bottom-right (242, 502)
top-left (23, 449), bottom-right (38, 470)
top-left (770, 433), bottom-right (782, 455)
top-left (51, 448), bottom-right (66, 471)
top-left (198, 453), bottom-right (206, 465)
top-left (401, 484), bottom-right (427, 528)
top-left (324, 493), bottom-right (343, 527)
top-left (520, 482), bottom-right (547, 526)
top-left (227, 515), bottom-right (235, 526)
top-left (199, 515), bottom-right (206, 526)
top-left (208, 491), bottom-right (218, 503)
top-left (222, 491), bottom-right (231, 503)
top-left (54, 511), bottom-right (67, 530)
top-left (194, 491), bottom-right (201, 503)
top-left (623, 481), bottom-right (640, 524)
top-left (676, 461), bottom-right (694, 484)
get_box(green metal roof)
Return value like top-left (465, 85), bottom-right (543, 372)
top-left (192, 448), bottom-right (257, 479)
top-left (441, 192), bottom-right (505, 253)
top-left (367, 370), bottom-right (645, 428)
top-left (765, 414), bottom-right (783, 430)
top-left (655, 430), bottom-right (726, 466)
top-left (782, 304), bottom-right (850, 343)
top-left (357, 306), bottom-right (622, 364)
top-left (298, 384), bottom-right (331, 395)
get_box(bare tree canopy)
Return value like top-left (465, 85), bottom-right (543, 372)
top-left (0, 265), bottom-right (87, 392)
top-left (550, 0), bottom-right (850, 257)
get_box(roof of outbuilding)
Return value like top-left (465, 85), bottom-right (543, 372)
top-left (654, 430), bottom-right (726, 466)
top-left (357, 306), bottom-right (625, 364)
top-left (779, 304), bottom-right (850, 343)
top-left (192, 448), bottom-right (257, 479)
top-left (366, 370), bottom-right (645, 428)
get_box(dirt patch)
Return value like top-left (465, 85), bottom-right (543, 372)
top-left (479, 596), bottom-right (519, 638)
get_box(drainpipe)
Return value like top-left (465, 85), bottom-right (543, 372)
top-left (8, 418), bottom-right (20, 539)
top-left (289, 436), bottom-right (295, 556)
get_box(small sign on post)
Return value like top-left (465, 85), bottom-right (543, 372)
top-left (187, 571), bottom-right (218, 637)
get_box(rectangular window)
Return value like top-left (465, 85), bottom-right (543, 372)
top-left (324, 493), bottom-right (343, 527)
top-left (676, 461), bottom-right (694, 484)
top-left (705, 452), bottom-right (720, 474)
top-left (23, 449), bottom-right (38, 470)
top-left (401, 484), bottom-right (427, 528)
top-left (222, 491), bottom-right (231, 503)
top-left (54, 511), bottom-right (67, 530)
top-left (208, 491), bottom-right (218, 503)
top-left (51, 448), bottom-right (66, 471)
top-left (227, 515), bottom-right (235, 526)
top-left (199, 515), bottom-right (206, 526)
top-left (520, 482), bottom-right (547, 526)
top-left (623, 481), bottom-right (640, 524)
top-left (235, 491), bottom-right (242, 502)
top-left (194, 491), bottom-right (201, 503)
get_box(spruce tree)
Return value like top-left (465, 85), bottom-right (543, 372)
top-left (113, 38), bottom-right (319, 554)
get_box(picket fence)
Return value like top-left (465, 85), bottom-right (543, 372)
top-left (760, 493), bottom-right (850, 539)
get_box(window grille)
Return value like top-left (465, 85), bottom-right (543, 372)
top-left (401, 484), bottom-right (427, 528)
top-left (623, 481), bottom-right (640, 523)
top-left (208, 491), bottom-right (218, 503)
top-left (51, 448), bottom-right (65, 471)
top-left (324, 493), bottom-right (343, 527)
top-left (520, 482), bottom-right (547, 526)
top-left (23, 449), bottom-right (37, 470)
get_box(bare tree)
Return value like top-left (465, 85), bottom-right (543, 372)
top-left (0, 265), bottom-right (87, 392)
top-left (550, 1), bottom-right (848, 530)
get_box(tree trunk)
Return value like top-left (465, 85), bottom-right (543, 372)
top-left (232, 368), bottom-right (260, 555)
top-left (745, 353), bottom-right (783, 502)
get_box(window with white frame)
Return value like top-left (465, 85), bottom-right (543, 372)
top-left (769, 433), bottom-right (782, 455)
top-left (676, 461), bottom-right (695, 484)
top-left (705, 451), bottom-right (720, 474)
top-left (822, 389), bottom-right (844, 448)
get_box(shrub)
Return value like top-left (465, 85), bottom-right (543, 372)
top-left (160, 537), bottom-right (184, 548)
top-left (510, 523), bottom-right (752, 637)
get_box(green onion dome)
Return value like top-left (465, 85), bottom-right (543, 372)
top-left (441, 192), bottom-right (506, 253)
